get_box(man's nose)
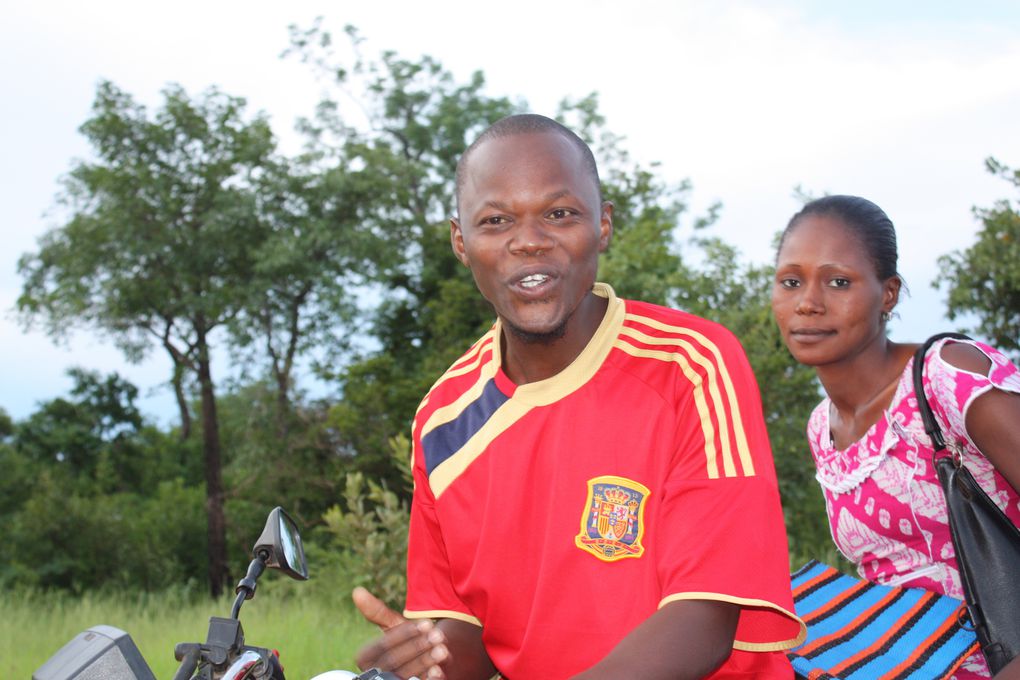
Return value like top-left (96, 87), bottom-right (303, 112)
top-left (509, 217), bottom-right (555, 256)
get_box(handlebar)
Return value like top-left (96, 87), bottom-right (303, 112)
top-left (171, 644), bottom-right (201, 680)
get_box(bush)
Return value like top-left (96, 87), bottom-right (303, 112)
top-left (310, 434), bottom-right (412, 610)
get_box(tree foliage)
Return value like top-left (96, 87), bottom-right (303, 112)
top-left (4, 29), bottom-right (858, 597)
top-left (285, 24), bottom-right (522, 483)
top-left (936, 157), bottom-right (1020, 360)
top-left (17, 81), bottom-right (277, 596)
top-left (0, 370), bottom-right (205, 592)
top-left (285, 25), bottom-right (825, 568)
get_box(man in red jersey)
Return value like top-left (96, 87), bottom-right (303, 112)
top-left (352, 114), bottom-right (804, 680)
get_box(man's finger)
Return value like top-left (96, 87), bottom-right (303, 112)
top-left (352, 586), bottom-right (407, 631)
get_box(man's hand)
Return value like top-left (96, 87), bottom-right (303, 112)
top-left (352, 587), bottom-right (449, 680)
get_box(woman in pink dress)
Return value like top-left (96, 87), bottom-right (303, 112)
top-left (770, 195), bottom-right (1020, 679)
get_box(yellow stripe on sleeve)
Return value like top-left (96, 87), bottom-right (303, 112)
top-left (403, 609), bottom-right (483, 627)
top-left (419, 354), bottom-right (500, 440)
top-left (415, 328), bottom-right (498, 417)
top-left (613, 340), bottom-right (722, 478)
top-left (620, 314), bottom-right (755, 477)
top-left (658, 592), bottom-right (807, 651)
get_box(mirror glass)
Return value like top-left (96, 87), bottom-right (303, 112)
top-left (278, 512), bottom-right (308, 579)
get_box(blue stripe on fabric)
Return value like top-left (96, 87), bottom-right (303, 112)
top-left (904, 627), bottom-right (977, 680)
top-left (421, 378), bottom-right (509, 475)
top-left (791, 560), bottom-right (828, 588)
top-left (789, 563), bottom-right (978, 680)
top-left (796, 574), bottom-right (890, 632)
top-left (841, 592), bottom-right (943, 678)
top-left (807, 589), bottom-right (922, 668)
top-left (842, 604), bottom-right (963, 680)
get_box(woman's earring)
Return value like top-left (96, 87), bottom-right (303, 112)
top-left (880, 311), bottom-right (891, 322)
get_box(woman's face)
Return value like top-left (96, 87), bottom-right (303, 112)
top-left (771, 214), bottom-right (899, 368)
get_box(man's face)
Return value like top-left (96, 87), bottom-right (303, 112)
top-left (451, 131), bottom-right (612, 341)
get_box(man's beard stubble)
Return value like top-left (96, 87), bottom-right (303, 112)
top-left (505, 318), bottom-right (569, 345)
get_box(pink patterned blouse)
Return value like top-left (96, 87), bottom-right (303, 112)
top-left (807, 338), bottom-right (1020, 678)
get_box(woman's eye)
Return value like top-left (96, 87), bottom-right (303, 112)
top-left (779, 278), bottom-right (800, 289)
top-left (828, 277), bottom-right (850, 288)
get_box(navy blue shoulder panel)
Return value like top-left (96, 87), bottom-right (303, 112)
top-left (421, 378), bottom-right (509, 475)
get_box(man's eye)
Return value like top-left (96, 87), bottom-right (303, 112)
top-left (829, 278), bottom-right (850, 288)
top-left (779, 278), bottom-right (800, 289)
top-left (549, 208), bottom-right (575, 219)
top-left (482, 216), bottom-right (509, 226)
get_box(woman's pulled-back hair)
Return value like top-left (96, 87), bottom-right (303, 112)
top-left (779, 194), bottom-right (900, 281)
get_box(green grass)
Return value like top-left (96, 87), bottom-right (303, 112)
top-left (3, 583), bottom-right (378, 679)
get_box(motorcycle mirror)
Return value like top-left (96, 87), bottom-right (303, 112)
top-left (252, 506), bottom-right (308, 581)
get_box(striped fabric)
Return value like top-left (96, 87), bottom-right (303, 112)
top-left (788, 561), bottom-right (979, 680)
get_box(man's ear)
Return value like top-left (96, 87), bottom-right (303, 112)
top-left (598, 201), bottom-right (614, 252)
top-left (451, 217), bottom-right (469, 266)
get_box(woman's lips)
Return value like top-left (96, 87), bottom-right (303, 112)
top-left (790, 328), bottom-right (836, 344)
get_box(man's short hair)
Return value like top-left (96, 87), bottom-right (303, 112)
top-left (454, 114), bottom-right (602, 214)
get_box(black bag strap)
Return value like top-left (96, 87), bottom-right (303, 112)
top-left (911, 332), bottom-right (972, 452)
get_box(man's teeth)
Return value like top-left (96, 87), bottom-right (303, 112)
top-left (520, 274), bottom-right (549, 288)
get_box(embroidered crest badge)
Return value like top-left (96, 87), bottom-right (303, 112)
top-left (575, 475), bottom-right (650, 561)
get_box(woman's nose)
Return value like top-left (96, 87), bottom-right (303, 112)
top-left (794, 283), bottom-right (824, 315)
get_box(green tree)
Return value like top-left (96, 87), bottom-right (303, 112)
top-left (226, 153), bottom-right (385, 435)
top-left (676, 238), bottom-right (826, 563)
top-left (17, 80), bottom-right (276, 596)
top-left (212, 380), bottom-right (350, 528)
top-left (287, 23), bottom-right (520, 482)
top-left (0, 411), bottom-right (35, 520)
top-left (1, 371), bottom-right (203, 592)
top-left (936, 157), bottom-right (1020, 360)
top-left (284, 29), bottom-right (829, 568)
top-left (13, 368), bottom-right (159, 493)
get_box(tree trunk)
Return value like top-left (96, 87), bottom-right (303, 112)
top-left (274, 366), bottom-right (291, 440)
top-left (196, 329), bottom-right (228, 598)
top-left (161, 332), bottom-right (193, 440)
top-left (171, 362), bottom-right (192, 440)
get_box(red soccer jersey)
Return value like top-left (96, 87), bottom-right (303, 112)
top-left (405, 283), bottom-right (805, 679)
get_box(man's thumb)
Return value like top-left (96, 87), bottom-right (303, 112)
top-left (352, 586), bottom-right (407, 631)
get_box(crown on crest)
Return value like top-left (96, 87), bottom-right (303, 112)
top-left (602, 486), bottom-right (631, 505)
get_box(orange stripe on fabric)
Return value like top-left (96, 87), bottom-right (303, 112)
top-left (943, 643), bottom-right (982, 680)
top-left (794, 588), bottom-right (904, 657)
top-left (801, 578), bottom-right (873, 624)
top-left (792, 567), bottom-right (840, 598)
top-left (826, 591), bottom-right (937, 677)
top-left (881, 604), bottom-right (977, 679)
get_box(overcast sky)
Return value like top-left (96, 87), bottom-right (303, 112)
top-left (3, 0), bottom-right (1020, 424)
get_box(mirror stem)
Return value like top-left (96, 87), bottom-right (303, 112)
top-left (231, 551), bottom-right (268, 619)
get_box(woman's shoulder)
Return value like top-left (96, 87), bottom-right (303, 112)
top-left (922, 337), bottom-right (1020, 386)
top-left (918, 337), bottom-right (1020, 431)
top-left (937, 339), bottom-right (993, 374)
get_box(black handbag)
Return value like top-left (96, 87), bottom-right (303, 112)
top-left (913, 332), bottom-right (1020, 674)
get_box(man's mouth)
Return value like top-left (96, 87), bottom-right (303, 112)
top-left (519, 273), bottom-right (550, 289)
